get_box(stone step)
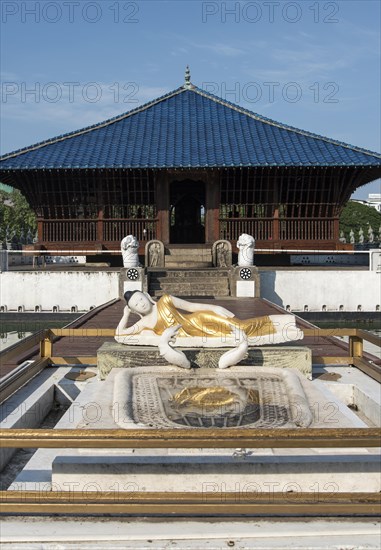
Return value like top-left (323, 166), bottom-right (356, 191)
top-left (167, 248), bottom-right (212, 254)
top-left (165, 261), bottom-right (213, 268)
top-left (165, 255), bottom-right (212, 262)
top-left (152, 288), bottom-right (229, 297)
top-left (148, 267), bottom-right (230, 296)
top-left (149, 281), bottom-right (229, 291)
top-left (166, 246), bottom-right (212, 253)
top-left (149, 269), bottom-right (230, 278)
top-left (151, 287), bottom-right (229, 298)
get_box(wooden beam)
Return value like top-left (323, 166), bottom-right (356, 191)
top-left (0, 330), bottom-right (45, 364)
top-left (313, 356), bottom-right (352, 365)
top-left (50, 328), bottom-right (115, 337)
top-left (0, 358), bottom-right (50, 404)
top-left (50, 357), bottom-right (97, 365)
top-left (349, 336), bottom-right (364, 358)
top-left (352, 358), bottom-right (381, 384)
top-left (356, 329), bottom-right (381, 347)
top-left (1, 491), bottom-right (379, 516)
top-left (303, 328), bottom-right (357, 338)
top-left (1, 428), bottom-right (380, 449)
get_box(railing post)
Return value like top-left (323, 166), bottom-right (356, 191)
top-left (37, 218), bottom-right (44, 243)
top-left (349, 335), bottom-right (363, 358)
top-left (273, 208), bottom-right (280, 242)
top-left (333, 217), bottom-right (340, 242)
top-left (40, 330), bottom-right (53, 358)
top-left (97, 208), bottom-right (104, 243)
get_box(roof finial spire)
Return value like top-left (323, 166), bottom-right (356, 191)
top-left (184, 65), bottom-right (192, 88)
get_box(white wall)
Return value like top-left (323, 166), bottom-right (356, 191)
top-left (0, 271), bottom-right (119, 312)
top-left (260, 270), bottom-right (381, 312)
top-left (1, 269), bottom-right (380, 313)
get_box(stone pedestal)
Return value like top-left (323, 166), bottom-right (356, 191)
top-left (119, 267), bottom-right (147, 298)
top-left (229, 266), bottom-right (260, 297)
top-left (97, 341), bottom-right (312, 379)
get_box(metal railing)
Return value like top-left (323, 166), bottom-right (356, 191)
top-left (0, 428), bottom-right (380, 516)
top-left (33, 327), bottom-right (380, 383)
top-left (0, 324), bottom-right (380, 516)
top-left (1, 326), bottom-right (379, 385)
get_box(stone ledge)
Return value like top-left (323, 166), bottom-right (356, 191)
top-left (52, 454), bottom-right (380, 493)
top-left (97, 342), bottom-right (312, 380)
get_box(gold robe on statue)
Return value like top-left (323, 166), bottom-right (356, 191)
top-left (153, 294), bottom-right (275, 338)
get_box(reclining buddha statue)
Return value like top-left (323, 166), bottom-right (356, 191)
top-left (115, 291), bottom-right (303, 369)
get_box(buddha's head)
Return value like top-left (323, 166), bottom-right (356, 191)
top-left (124, 290), bottom-right (155, 316)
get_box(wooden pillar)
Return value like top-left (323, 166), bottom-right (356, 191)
top-left (273, 207), bottom-right (280, 242)
top-left (97, 207), bottom-right (104, 243)
top-left (333, 217), bottom-right (340, 243)
top-left (37, 218), bottom-right (44, 244)
top-left (156, 173), bottom-right (170, 244)
top-left (205, 171), bottom-right (220, 244)
top-left (96, 174), bottom-right (104, 245)
top-left (272, 174), bottom-right (280, 243)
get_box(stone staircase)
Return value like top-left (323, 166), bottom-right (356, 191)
top-left (164, 245), bottom-right (212, 268)
top-left (148, 268), bottom-right (231, 297)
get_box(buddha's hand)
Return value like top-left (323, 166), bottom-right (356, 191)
top-left (160, 324), bottom-right (182, 346)
top-left (158, 325), bottom-right (191, 369)
top-left (212, 305), bottom-right (235, 318)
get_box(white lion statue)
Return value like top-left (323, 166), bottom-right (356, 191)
top-left (237, 233), bottom-right (255, 266)
top-left (121, 235), bottom-right (140, 267)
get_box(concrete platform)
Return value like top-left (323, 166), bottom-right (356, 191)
top-left (2, 518), bottom-right (381, 549)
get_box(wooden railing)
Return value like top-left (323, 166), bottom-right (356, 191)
top-left (42, 220), bottom-right (97, 242)
top-left (0, 326), bottom-right (377, 382)
top-left (220, 218), bottom-right (273, 241)
top-left (41, 219), bottom-right (157, 243)
top-left (1, 326), bottom-right (380, 516)
top-left (103, 218), bottom-right (157, 242)
top-left (280, 218), bottom-right (335, 241)
top-left (0, 427), bottom-right (380, 515)
top-left (219, 217), bottom-right (336, 242)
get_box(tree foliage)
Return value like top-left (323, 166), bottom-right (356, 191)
top-left (0, 189), bottom-right (37, 242)
top-left (339, 201), bottom-right (381, 242)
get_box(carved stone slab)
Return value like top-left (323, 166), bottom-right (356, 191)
top-left (128, 368), bottom-right (312, 429)
top-left (212, 240), bottom-right (232, 267)
top-left (97, 341), bottom-right (312, 380)
top-left (145, 240), bottom-right (165, 267)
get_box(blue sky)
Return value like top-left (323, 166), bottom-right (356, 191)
top-left (1, 0), bottom-right (380, 198)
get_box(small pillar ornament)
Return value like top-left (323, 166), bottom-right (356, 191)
top-left (121, 235), bottom-right (140, 267)
top-left (237, 233), bottom-right (255, 266)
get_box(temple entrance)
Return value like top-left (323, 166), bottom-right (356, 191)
top-left (170, 180), bottom-right (206, 243)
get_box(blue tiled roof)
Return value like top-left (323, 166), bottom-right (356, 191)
top-left (1, 84), bottom-right (381, 170)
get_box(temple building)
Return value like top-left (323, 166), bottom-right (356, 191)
top-left (1, 69), bottom-right (380, 256)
